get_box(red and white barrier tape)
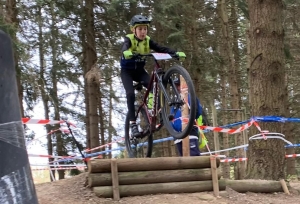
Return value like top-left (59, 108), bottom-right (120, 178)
top-left (285, 154), bottom-right (300, 158)
top-left (221, 154), bottom-right (300, 163)
top-left (84, 137), bottom-right (125, 153)
top-left (28, 154), bottom-right (83, 159)
top-left (30, 164), bottom-right (86, 167)
top-left (200, 120), bottom-right (255, 134)
top-left (31, 167), bottom-right (87, 171)
top-left (221, 158), bottom-right (248, 163)
top-left (22, 118), bottom-right (76, 127)
top-left (22, 118), bottom-right (63, 125)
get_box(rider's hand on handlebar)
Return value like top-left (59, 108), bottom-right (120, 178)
top-left (123, 50), bottom-right (133, 59)
top-left (176, 52), bottom-right (186, 61)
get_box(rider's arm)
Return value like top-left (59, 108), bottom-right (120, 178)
top-left (188, 95), bottom-right (202, 119)
top-left (149, 39), bottom-right (176, 54)
top-left (121, 37), bottom-right (132, 53)
top-left (195, 97), bottom-right (202, 119)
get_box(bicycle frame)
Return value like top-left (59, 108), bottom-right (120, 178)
top-left (133, 53), bottom-right (183, 135)
top-left (134, 59), bottom-right (172, 133)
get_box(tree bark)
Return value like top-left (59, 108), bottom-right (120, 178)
top-left (84, 0), bottom-right (99, 150)
top-left (98, 88), bottom-right (105, 156)
top-left (93, 180), bottom-right (226, 198)
top-left (80, 0), bottom-right (90, 150)
top-left (88, 156), bottom-right (220, 173)
top-left (88, 168), bottom-right (222, 187)
top-left (226, 179), bottom-right (283, 193)
top-left (108, 82), bottom-right (113, 159)
top-left (50, 0), bottom-right (64, 180)
top-left (246, 0), bottom-right (287, 180)
top-left (229, 0), bottom-right (245, 180)
top-left (217, 0), bottom-right (244, 179)
top-left (37, 4), bottom-right (54, 181)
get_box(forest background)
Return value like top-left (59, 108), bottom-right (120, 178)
top-left (1, 0), bottom-right (300, 181)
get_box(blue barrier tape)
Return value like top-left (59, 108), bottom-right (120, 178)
top-left (57, 116), bottom-right (300, 162)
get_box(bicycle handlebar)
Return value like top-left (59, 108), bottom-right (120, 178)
top-left (132, 53), bottom-right (180, 60)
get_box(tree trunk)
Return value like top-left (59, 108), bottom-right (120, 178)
top-left (80, 1), bottom-right (91, 150)
top-left (285, 107), bottom-right (296, 176)
top-left (98, 88), bottom-right (105, 156)
top-left (93, 180), bottom-right (226, 198)
top-left (50, 1), bottom-right (64, 180)
top-left (108, 82), bottom-right (113, 159)
top-left (217, 0), bottom-right (244, 179)
top-left (246, 0), bottom-right (287, 180)
top-left (284, 4), bottom-right (298, 179)
top-left (37, 5), bottom-right (54, 181)
top-left (88, 168), bottom-right (221, 187)
top-left (218, 30), bottom-right (230, 178)
top-left (229, 0), bottom-right (245, 180)
top-left (85, 0), bottom-right (100, 150)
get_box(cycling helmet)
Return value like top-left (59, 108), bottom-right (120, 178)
top-left (130, 15), bottom-right (151, 29)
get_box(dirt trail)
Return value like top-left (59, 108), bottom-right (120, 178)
top-left (35, 173), bottom-right (300, 204)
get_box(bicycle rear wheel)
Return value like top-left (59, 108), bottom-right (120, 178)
top-left (125, 105), bottom-right (153, 158)
top-left (160, 64), bottom-right (197, 139)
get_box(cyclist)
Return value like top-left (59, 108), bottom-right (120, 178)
top-left (120, 14), bottom-right (186, 138)
top-left (171, 78), bottom-right (209, 156)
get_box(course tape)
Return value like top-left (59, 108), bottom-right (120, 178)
top-left (221, 154), bottom-right (300, 163)
top-left (27, 115), bottom-right (300, 163)
top-left (31, 167), bottom-right (86, 171)
top-left (22, 118), bottom-right (76, 127)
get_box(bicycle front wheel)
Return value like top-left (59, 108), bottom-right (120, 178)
top-left (124, 105), bottom-right (153, 158)
top-left (160, 64), bottom-right (197, 139)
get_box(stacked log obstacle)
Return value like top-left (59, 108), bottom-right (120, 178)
top-left (88, 156), bottom-right (225, 200)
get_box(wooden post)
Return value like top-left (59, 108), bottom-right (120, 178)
top-left (124, 149), bottom-right (128, 158)
top-left (242, 107), bottom-right (247, 165)
top-left (111, 158), bottom-right (120, 200)
top-left (210, 156), bottom-right (219, 197)
top-left (180, 75), bottom-right (190, 156)
top-left (211, 105), bottom-right (220, 151)
top-left (279, 179), bottom-right (290, 195)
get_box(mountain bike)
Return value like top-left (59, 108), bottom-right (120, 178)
top-left (124, 53), bottom-right (197, 158)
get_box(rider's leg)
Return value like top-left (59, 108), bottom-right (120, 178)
top-left (175, 138), bottom-right (201, 157)
top-left (189, 138), bottom-right (202, 156)
top-left (137, 69), bottom-right (153, 108)
top-left (175, 141), bottom-right (183, 156)
top-left (121, 69), bottom-right (141, 137)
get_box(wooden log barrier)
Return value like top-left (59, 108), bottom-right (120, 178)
top-left (89, 156), bottom-right (224, 200)
top-left (93, 180), bottom-right (226, 198)
top-left (226, 180), bottom-right (284, 193)
top-left (88, 168), bottom-right (222, 187)
top-left (88, 156), bottom-right (220, 173)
